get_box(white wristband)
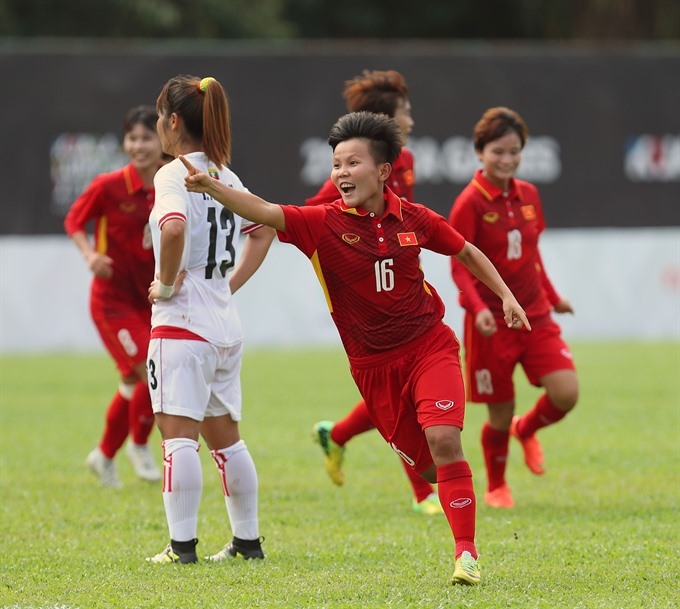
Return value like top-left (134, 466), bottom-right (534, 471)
top-left (157, 282), bottom-right (174, 299)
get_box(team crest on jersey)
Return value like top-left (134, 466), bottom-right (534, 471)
top-left (119, 201), bottom-right (136, 213)
top-left (483, 211), bottom-right (500, 223)
top-left (398, 232), bottom-right (418, 246)
top-left (342, 233), bottom-right (360, 245)
top-left (208, 167), bottom-right (219, 180)
top-left (521, 205), bottom-right (537, 220)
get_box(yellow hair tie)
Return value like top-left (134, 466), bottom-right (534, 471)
top-left (198, 77), bottom-right (216, 92)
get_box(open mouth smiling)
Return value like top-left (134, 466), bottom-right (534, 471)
top-left (339, 182), bottom-right (355, 194)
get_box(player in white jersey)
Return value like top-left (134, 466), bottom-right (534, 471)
top-left (145, 74), bottom-right (275, 565)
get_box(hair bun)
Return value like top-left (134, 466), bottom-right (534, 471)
top-left (198, 77), bottom-right (216, 92)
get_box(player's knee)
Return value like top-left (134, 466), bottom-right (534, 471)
top-left (425, 427), bottom-right (464, 463)
top-left (163, 437), bottom-right (200, 458)
top-left (209, 439), bottom-right (247, 464)
top-left (551, 386), bottom-right (579, 412)
top-left (420, 463), bottom-right (437, 483)
top-left (118, 382), bottom-right (136, 400)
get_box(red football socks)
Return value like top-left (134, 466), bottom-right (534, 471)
top-left (517, 394), bottom-right (567, 438)
top-left (129, 381), bottom-right (155, 445)
top-left (437, 460), bottom-right (477, 560)
top-left (99, 391), bottom-right (129, 458)
top-left (400, 458), bottom-right (434, 503)
top-left (330, 400), bottom-right (434, 502)
top-left (329, 400), bottom-right (375, 446)
top-left (481, 422), bottom-right (510, 492)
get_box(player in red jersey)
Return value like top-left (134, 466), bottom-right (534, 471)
top-left (305, 69), bottom-right (415, 206)
top-left (448, 107), bottom-right (578, 509)
top-left (307, 69), bottom-right (440, 515)
top-left (64, 106), bottom-right (165, 488)
top-left (180, 111), bottom-right (532, 586)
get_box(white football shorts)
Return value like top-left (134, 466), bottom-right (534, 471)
top-left (147, 337), bottom-right (243, 422)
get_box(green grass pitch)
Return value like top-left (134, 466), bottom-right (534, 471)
top-left (0, 342), bottom-right (678, 608)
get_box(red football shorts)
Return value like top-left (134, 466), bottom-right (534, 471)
top-left (463, 316), bottom-right (576, 404)
top-left (91, 302), bottom-right (151, 376)
top-left (349, 322), bottom-right (466, 474)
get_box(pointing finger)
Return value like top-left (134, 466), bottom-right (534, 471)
top-left (179, 155), bottom-right (197, 175)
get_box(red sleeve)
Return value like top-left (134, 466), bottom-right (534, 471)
top-left (526, 185), bottom-right (560, 305)
top-left (305, 179), bottom-right (340, 206)
top-left (422, 207), bottom-right (465, 256)
top-left (63, 173), bottom-right (107, 235)
top-left (395, 149), bottom-right (415, 201)
top-left (277, 204), bottom-right (328, 258)
top-left (530, 182), bottom-right (547, 234)
top-left (536, 247), bottom-right (561, 306)
top-left (448, 190), bottom-right (489, 316)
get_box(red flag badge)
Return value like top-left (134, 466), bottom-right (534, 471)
top-left (398, 232), bottom-right (418, 246)
top-left (521, 205), bottom-right (537, 220)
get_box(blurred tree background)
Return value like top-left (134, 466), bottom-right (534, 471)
top-left (0, 0), bottom-right (678, 40)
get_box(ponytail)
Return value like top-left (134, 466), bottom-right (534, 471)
top-left (197, 76), bottom-right (231, 168)
top-left (157, 74), bottom-right (231, 168)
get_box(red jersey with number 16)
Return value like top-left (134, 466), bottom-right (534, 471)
top-left (278, 187), bottom-right (465, 359)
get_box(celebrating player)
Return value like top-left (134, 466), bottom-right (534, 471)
top-left (145, 74), bottom-right (275, 564)
top-left (65, 106), bottom-right (165, 488)
top-left (307, 69), bottom-right (441, 515)
top-left (449, 106), bottom-right (578, 509)
top-left (180, 110), bottom-right (532, 585)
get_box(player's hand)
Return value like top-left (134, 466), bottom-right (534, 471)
top-left (179, 155), bottom-right (212, 193)
top-left (553, 298), bottom-right (574, 314)
top-left (87, 251), bottom-right (114, 279)
top-left (148, 271), bottom-right (186, 303)
top-left (503, 297), bottom-right (531, 331)
top-left (474, 308), bottom-right (497, 337)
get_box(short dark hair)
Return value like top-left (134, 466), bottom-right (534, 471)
top-left (122, 105), bottom-right (157, 135)
top-left (473, 106), bottom-right (529, 151)
top-left (328, 111), bottom-right (402, 165)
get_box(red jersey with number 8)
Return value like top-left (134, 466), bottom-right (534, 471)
top-left (64, 163), bottom-right (155, 313)
top-left (449, 170), bottom-right (558, 327)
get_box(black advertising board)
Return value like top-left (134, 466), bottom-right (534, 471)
top-left (0, 40), bottom-right (678, 234)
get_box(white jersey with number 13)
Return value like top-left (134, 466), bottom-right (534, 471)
top-left (149, 151), bottom-right (258, 347)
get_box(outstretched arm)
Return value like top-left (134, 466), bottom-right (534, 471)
top-left (180, 155), bottom-right (286, 232)
top-left (455, 241), bottom-right (532, 331)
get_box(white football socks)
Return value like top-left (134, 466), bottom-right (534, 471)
top-left (162, 438), bottom-right (202, 542)
top-left (210, 440), bottom-right (259, 540)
